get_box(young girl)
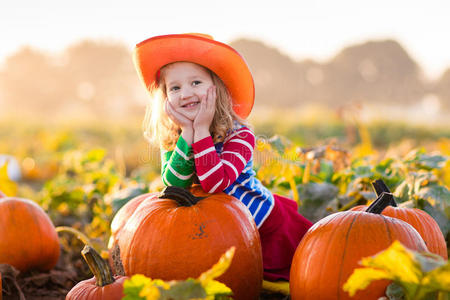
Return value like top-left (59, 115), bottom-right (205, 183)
top-left (135, 33), bottom-right (312, 281)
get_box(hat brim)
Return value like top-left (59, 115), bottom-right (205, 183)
top-left (133, 34), bottom-right (255, 119)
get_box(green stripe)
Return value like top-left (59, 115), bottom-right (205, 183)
top-left (176, 135), bottom-right (192, 154)
top-left (163, 169), bottom-right (193, 187)
top-left (161, 136), bottom-right (194, 187)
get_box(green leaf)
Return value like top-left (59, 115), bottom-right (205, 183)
top-left (394, 181), bottom-right (412, 203)
top-left (297, 182), bottom-right (339, 222)
top-left (353, 165), bottom-right (374, 178)
top-left (415, 252), bottom-right (447, 273)
top-left (374, 158), bottom-right (395, 174)
top-left (316, 160), bottom-right (334, 182)
top-left (111, 184), bottom-right (149, 212)
top-left (268, 135), bottom-right (291, 155)
top-left (421, 258), bottom-right (450, 291)
top-left (404, 150), bottom-right (448, 171)
top-left (386, 283), bottom-right (406, 300)
top-left (161, 279), bottom-right (206, 300)
top-left (421, 200), bottom-right (449, 237)
top-left (417, 185), bottom-right (450, 211)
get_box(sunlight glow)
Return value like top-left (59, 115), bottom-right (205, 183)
top-left (0, 0), bottom-right (449, 79)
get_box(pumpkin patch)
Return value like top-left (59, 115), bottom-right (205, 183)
top-left (0, 126), bottom-right (449, 299)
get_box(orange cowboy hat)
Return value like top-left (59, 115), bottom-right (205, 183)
top-left (133, 33), bottom-right (255, 119)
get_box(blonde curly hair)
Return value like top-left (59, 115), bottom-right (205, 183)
top-left (143, 62), bottom-right (249, 151)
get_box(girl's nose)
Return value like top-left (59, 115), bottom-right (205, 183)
top-left (180, 86), bottom-right (194, 99)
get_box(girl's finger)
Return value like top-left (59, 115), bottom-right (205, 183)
top-left (207, 87), bottom-right (215, 112)
top-left (211, 86), bottom-right (216, 108)
top-left (201, 94), bottom-right (207, 111)
top-left (205, 88), bottom-right (210, 110)
top-left (208, 86), bottom-right (214, 110)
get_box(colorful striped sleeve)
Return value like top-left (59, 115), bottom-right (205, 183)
top-left (192, 127), bottom-right (255, 193)
top-left (161, 136), bottom-right (195, 188)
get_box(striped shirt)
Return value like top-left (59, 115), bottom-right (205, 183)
top-left (161, 125), bottom-right (274, 228)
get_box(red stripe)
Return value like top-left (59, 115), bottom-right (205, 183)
top-left (192, 127), bottom-right (255, 192)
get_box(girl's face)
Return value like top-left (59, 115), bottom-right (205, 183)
top-left (162, 62), bottom-right (215, 121)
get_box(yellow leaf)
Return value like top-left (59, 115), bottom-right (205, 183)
top-left (140, 285), bottom-right (161, 300)
top-left (343, 241), bottom-right (450, 299)
top-left (202, 280), bottom-right (232, 299)
top-left (262, 280), bottom-right (290, 295)
top-left (359, 241), bottom-right (422, 285)
top-left (303, 160), bottom-right (311, 184)
top-left (0, 162), bottom-right (18, 196)
top-left (343, 268), bottom-right (391, 296)
top-left (198, 247), bottom-right (235, 284)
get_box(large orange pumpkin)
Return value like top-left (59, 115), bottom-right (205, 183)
top-left (66, 245), bottom-right (127, 300)
top-left (290, 192), bottom-right (428, 300)
top-left (352, 180), bottom-right (447, 259)
top-left (109, 185), bottom-right (263, 300)
top-left (0, 197), bottom-right (60, 272)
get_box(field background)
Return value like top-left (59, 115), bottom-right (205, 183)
top-left (0, 37), bottom-right (449, 299)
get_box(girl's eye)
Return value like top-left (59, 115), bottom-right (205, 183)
top-left (169, 86), bottom-right (179, 92)
top-left (192, 80), bottom-right (201, 86)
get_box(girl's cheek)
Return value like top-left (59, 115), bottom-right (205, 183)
top-left (167, 96), bottom-right (178, 106)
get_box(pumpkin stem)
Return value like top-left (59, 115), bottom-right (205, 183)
top-left (81, 245), bottom-right (115, 286)
top-left (371, 179), bottom-right (397, 207)
top-left (158, 186), bottom-right (205, 207)
top-left (366, 192), bottom-right (395, 214)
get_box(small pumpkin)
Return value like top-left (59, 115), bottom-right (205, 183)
top-left (0, 196), bottom-right (60, 272)
top-left (290, 192), bottom-right (428, 300)
top-left (109, 185), bottom-right (263, 300)
top-left (351, 179), bottom-right (447, 259)
top-left (66, 245), bottom-right (127, 300)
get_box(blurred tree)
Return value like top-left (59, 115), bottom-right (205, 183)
top-left (318, 40), bottom-right (426, 107)
top-left (0, 46), bottom-right (65, 115)
top-left (435, 68), bottom-right (450, 111)
top-left (0, 38), bottom-right (447, 121)
top-left (231, 39), bottom-right (301, 107)
top-left (0, 41), bottom-right (146, 120)
top-left (59, 39), bottom-right (145, 119)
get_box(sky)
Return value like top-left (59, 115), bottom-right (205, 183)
top-left (1, 0), bottom-right (449, 79)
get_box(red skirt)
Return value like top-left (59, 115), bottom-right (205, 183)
top-left (258, 194), bottom-right (313, 281)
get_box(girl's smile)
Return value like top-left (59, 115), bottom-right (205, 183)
top-left (181, 101), bottom-right (200, 108)
top-left (163, 62), bottom-right (214, 120)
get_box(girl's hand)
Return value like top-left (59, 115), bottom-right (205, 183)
top-left (193, 86), bottom-right (216, 132)
top-left (165, 100), bottom-right (193, 130)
